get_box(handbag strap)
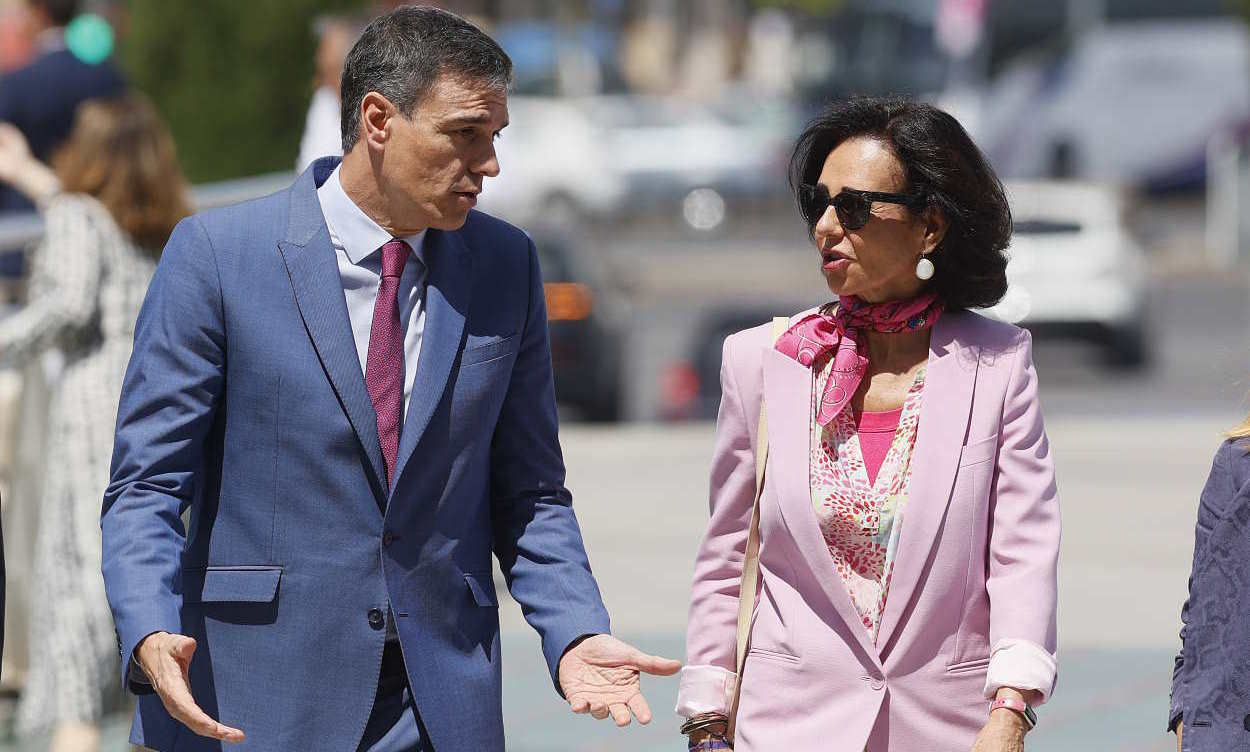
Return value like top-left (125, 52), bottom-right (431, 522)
top-left (727, 316), bottom-right (789, 738)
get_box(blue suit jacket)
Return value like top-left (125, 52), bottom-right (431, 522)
top-left (1170, 437), bottom-right (1250, 750)
top-left (101, 158), bottom-right (611, 751)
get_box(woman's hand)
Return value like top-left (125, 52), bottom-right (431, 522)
top-left (970, 708), bottom-right (1028, 752)
top-left (1176, 721), bottom-right (1182, 752)
top-left (0, 123), bottom-right (58, 203)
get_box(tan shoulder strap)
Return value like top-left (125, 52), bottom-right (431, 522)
top-left (728, 316), bottom-right (789, 738)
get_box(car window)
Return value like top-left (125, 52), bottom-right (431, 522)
top-left (1014, 219), bottom-right (1082, 234)
top-left (532, 237), bottom-right (571, 281)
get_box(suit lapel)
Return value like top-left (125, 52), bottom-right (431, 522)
top-left (277, 164), bottom-right (388, 504)
top-left (390, 228), bottom-right (471, 492)
top-left (762, 348), bottom-right (881, 666)
top-left (876, 313), bottom-right (978, 651)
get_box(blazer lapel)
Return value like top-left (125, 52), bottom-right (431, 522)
top-left (875, 314), bottom-right (978, 651)
top-left (390, 228), bottom-right (471, 491)
top-left (762, 348), bottom-right (881, 666)
top-left (277, 166), bottom-right (388, 504)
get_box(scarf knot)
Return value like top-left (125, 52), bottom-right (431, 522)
top-left (774, 293), bottom-right (943, 425)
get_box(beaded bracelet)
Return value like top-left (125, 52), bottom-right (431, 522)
top-left (688, 739), bottom-right (732, 751)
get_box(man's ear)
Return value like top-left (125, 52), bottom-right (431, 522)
top-left (359, 91), bottom-right (395, 150)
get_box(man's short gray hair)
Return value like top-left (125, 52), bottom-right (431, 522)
top-left (339, 5), bottom-right (512, 152)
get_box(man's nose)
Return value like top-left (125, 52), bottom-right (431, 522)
top-left (474, 143), bottom-right (500, 178)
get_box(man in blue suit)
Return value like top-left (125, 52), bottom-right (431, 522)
top-left (100, 7), bottom-right (678, 751)
top-left (0, 0), bottom-right (126, 212)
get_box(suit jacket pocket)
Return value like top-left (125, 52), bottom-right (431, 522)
top-left (958, 435), bottom-right (998, 467)
top-left (945, 655), bottom-right (991, 674)
top-left (461, 334), bottom-right (519, 367)
top-left (747, 646), bottom-right (800, 665)
top-left (464, 571), bottom-right (499, 607)
top-left (183, 566), bottom-right (283, 604)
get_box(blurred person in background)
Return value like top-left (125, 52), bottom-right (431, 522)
top-left (101, 7), bottom-right (676, 752)
top-left (0, 0), bottom-right (126, 212)
top-left (295, 14), bottom-right (363, 173)
top-left (0, 93), bottom-right (189, 752)
top-left (1169, 424), bottom-right (1250, 751)
top-left (678, 97), bottom-right (1060, 752)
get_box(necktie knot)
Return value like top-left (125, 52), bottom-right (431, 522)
top-left (380, 239), bottom-right (409, 279)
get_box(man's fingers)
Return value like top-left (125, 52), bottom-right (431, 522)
top-left (628, 649), bottom-right (682, 676)
top-left (569, 696), bottom-right (590, 714)
top-left (171, 635), bottom-right (198, 666)
top-left (608, 703), bottom-right (631, 727)
top-left (590, 703), bottom-right (609, 720)
top-left (155, 655), bottom-right (244, 742)
top-left (626, 693), bottom-right (653, 725)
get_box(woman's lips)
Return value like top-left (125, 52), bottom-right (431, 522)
top-left (822, 253), bottom-right (853, 272)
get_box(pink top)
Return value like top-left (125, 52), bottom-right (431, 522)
top-left (856, 407), bottom-right (903, 486)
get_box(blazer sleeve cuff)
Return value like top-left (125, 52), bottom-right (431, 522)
top-left (1167, 706), bottom-right (1184, 733)
top-left (543, 614), bottom-right (612, 696)
top-left (675, 664), bottom-right (737, 718)
top-left (983, 638), bottom-right (1057, 705)
top-left (118, 614), bottom-right (182, 695)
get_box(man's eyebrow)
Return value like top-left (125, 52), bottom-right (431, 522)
top-left (443, 113), bottom-right (507, 127)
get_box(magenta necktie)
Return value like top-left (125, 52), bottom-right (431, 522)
top-left (365, 239), bottom-right (410, 486)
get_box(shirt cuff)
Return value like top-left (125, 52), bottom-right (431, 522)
top-left (675, 664), bottom-right (737, 718)
top-left (983, 638), bottom-right (1057, 705)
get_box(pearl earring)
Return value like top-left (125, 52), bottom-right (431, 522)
top-left (915, 256), bottom-right (935, 281)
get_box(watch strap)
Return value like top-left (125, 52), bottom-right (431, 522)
top-left (989, 696), bottom-right (1037, 729)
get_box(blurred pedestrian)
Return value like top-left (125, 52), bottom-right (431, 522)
top-left (101, 7), bottom-right (677, 752)
top-left (0, 0), bottom-right (126, 212)
top-left (678, 97), bottom-right (1060, 752)
top-left (295, 14), bottom-right (362, 173)
top-left (0, 93), bottom-right (189, 752)
top-left (1168, 426), bottom-right (1250, 751)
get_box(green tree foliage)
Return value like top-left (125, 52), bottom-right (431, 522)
top-left (121, 0), bottom-right (363, 183)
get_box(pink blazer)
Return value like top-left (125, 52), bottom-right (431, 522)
top-left (681, 310), bottom-right (1060, 751)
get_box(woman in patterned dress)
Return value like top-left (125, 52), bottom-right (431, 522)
top-left (678, 97), bottom-right (1060, 751)
top-left (0, 93), bottom-right (189, 752)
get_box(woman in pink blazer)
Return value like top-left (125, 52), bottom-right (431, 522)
top-left (678, 97), bottom-right (1060, 752)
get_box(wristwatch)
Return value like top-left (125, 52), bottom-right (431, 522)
top-left (989, 696), bottom-right (1037, 730)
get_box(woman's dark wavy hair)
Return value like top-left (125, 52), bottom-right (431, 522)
top-left (789, 96), bottom-right (1011, 311)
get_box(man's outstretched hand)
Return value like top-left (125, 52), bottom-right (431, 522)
top-left (558, 634), bottom-right (682, 727)
top-left (135, 631), bottom-right (245, 743)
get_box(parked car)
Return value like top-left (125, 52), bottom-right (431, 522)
top-left (986, 180), bottom-right (1149, 366)
top-left (478, 96), bottom-right (628, 226)
top-left (972, 20), bottom-right (1250, 190)
top-left (530, 228), bottom-right (626, 422)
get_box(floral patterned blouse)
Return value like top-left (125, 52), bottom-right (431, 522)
top-left (809, 356), bottom-right (927, 641)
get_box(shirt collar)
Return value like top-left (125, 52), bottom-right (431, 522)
top-left (317, 164), bottom-right (426, 266)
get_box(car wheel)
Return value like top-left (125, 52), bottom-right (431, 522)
top-left (1103, 321), bottom-right (1149, 369)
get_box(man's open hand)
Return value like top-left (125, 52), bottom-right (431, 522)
top-left (135, 631), bottom-right (245, 743)
top-left (558, 634), bottom-right (681, 727)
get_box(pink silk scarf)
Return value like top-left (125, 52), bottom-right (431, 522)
top-left (775, 293), bottom-right (944, 426)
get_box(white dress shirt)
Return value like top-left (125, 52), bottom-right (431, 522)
top-left (316, 164), bottom-right (427, 427)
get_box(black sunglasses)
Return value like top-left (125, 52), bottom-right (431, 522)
top-left (799, 184), bottom-right (927, 230)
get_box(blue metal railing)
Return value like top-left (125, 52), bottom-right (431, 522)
top-left (0, 171), bottom-right (296, 268)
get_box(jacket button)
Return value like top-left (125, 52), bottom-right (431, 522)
top-left (367, 608), bottom-right (385, 630)
top-left (382, 531), bottom-right (394, 547)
